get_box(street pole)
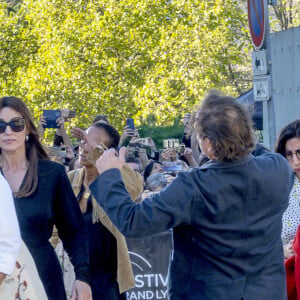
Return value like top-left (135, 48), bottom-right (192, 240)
top-left (262, 0), bottom-right (276, 151)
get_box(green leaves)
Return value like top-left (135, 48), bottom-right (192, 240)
top-left (0, 0), bottom-right (252, 135)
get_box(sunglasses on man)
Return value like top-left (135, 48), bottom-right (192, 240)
top-left (0, 118), bottom-right (26, 133)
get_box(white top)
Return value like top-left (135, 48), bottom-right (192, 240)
top-left (281, 176), bottom-right (300, 245)
top-left (0, 174), bottom-right (21, 275)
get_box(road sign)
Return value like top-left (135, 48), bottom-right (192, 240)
top-left (248, 0), bottom-right (266, 49)
top-left (252, 50), bottom-right (268, 75)
top-left (253, 75), bottom-right (271, 101)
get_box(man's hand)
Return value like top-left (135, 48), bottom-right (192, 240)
top-left (119, 125), bottom-right (139, 146)
top-left (182, 147), bottom-right (193, 159)
top-left (71, 127), bottom-right (98, 153)
top-left (146, 137), bottom-right (156, 150)
top-left (122, 125), bottom-right (135, 138)
top-left (70, 280), bottom-right (92, 300)
top-left (95, 147), bottom-right (126, 175)
top-left (182, 147), bottom-right (198, 167)
top-left (161, 148), bottom-right (177, 162)
top-left (56, 117), bottom-right (66, 132)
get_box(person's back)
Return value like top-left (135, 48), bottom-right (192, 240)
top-left (90, 90), bottom-right (294, 300)
top-left (169, 152), bottom-right (292, 299)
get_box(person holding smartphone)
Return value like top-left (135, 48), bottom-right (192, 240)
top-left (118, 118), bottom-right (138, 147)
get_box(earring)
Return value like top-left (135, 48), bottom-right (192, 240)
top-left (25, 135), bottom-right (29, 142)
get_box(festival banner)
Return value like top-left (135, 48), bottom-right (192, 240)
top-left (126, 231), bottom-right (173, 300)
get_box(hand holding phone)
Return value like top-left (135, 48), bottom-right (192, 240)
top-left (126, 118), bottom-right (134, 131)
top-left (86, 144), bottom-right (108, 167)
top-left (42, 110), bottom-right (61, 128)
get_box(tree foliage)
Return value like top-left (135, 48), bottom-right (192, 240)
top-left (270, 0), bottom-right (300, 31)
top-left (0, 0), bottom-right (253, 132)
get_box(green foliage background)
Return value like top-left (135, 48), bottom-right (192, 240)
top-left (139, 120), bottom-right (184, 149)
top-left (1, 0), bottom-right (253, 138)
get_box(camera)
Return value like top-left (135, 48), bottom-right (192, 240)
top-left (149, 150), bottom-right (160, 161)
top-left (48, 146), bottom-right (66, 157)
top-left (60, 109), bottom-right (76, 120)
top-left (86, 144), bottom-right (107, 167)
top-left (138, 138), bottom-right (149, 146)
top-left (127, 142), bottom-right (147, 158)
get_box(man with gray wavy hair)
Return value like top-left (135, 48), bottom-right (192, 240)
top-left (91, 90), bottom-right (293, 300)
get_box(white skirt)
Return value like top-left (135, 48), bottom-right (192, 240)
top-left (0, 240), bottom-right (47, 300)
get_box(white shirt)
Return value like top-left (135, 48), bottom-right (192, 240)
top-left (0, 174), bottom-right (21, 275)
top-left (281, 176), bottom-right (300, 245)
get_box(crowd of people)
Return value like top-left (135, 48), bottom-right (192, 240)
top-left (0, 91), bottom-right (299, 300)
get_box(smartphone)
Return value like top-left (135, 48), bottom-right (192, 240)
top-left (86, 144), bottom-right (107, 167)
top-left (150, 150), bottom-right (160, 161)
top-left (48, 146), bottom-right (66, 157)
top-left (43, 110), bottom-right (61, 128)
top-left (126, 118), bottom-right (134, 131)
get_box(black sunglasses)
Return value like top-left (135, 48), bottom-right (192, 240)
top-left (285, 149), bottom-right (300, 161)
top-left (0, 118), bottom-right (26, 133)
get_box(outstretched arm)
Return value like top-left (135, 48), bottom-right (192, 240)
top-left (90, 148), bottom-right (195, 238)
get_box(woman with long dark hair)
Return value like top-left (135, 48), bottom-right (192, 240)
top-left (0, 96), bottom-right (91, 300)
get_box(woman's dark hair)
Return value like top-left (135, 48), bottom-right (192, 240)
top-left (0, 96), bottom-right (49, 197)
top-left (143, 161), bottom-right (162, 182)
top-left (53, 131), bottom-right (64, 147)
top-left (275, 119), bottom-right (300, 156)
top-left (92, 114), bottom-right (109, 125)
top-left (194, 90), bottom-right (255, 161)
top-left (93, 122), bottom-right (120, 149)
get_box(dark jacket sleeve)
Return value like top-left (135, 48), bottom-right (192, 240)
top-left (90, 168), bottom-right (196, 238)
top-left (54, 166), bottom-right (90, 284)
